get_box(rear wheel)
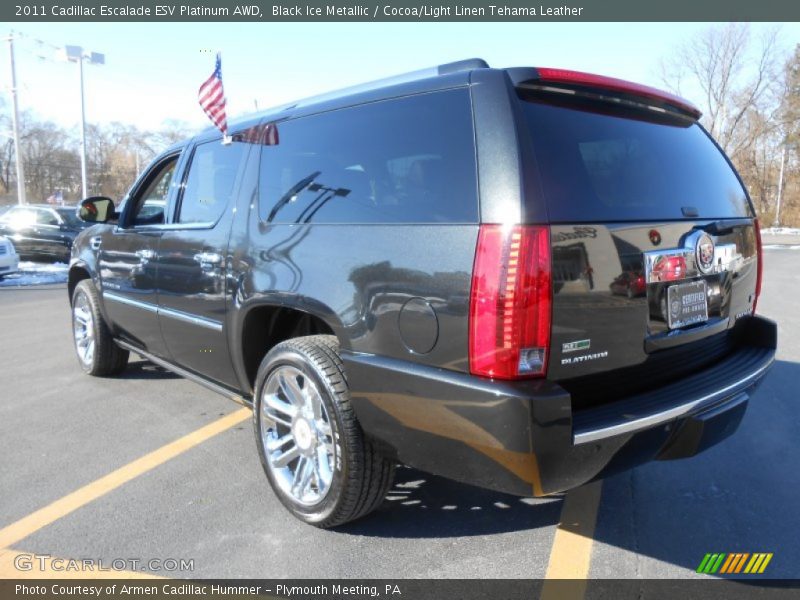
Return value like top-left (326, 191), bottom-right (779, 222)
top-left (253, 335), bottom-right (395, 528)
top-left (71, 279), bottom-right (129, 376)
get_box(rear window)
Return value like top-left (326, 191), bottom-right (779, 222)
top-left (258, 88), bottom-right (478, 224)
top-left (520, 97), bottom-right (752, 222)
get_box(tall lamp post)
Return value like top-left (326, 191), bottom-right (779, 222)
top-left (57, 45), bottom-right (104, 200)
top-left (5, 33), bottom-right (26, 205)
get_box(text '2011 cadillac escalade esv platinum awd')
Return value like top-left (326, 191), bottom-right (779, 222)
top-left (67, 59), bottom-right (776, 528)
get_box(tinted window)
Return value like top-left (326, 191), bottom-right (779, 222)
top-left (178, 141), bottom-right (246, 225)
top-left (35, 209), bottom-right (60, 226)
top-left (56, 208), bottom-right (81, 227)
top-left (520, 98), bottom-right (752, 222)
top-left (258, 89), bottom-right (477, 224)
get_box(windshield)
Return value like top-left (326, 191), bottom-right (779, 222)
top-left (0, 207), bottom-right (37, 227)
top-left (519, 95), bottom-right (752, 222)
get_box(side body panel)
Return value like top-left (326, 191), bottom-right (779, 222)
top-left (228, 218), bottom-right (479, 393)
top-left (226, 85), bottom-right (484, 395)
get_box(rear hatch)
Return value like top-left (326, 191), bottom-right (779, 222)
top-left (514, 71), bottom-right (760, 408)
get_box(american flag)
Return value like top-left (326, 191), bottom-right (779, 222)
top-left (198, 52), bottom-right (227, 135)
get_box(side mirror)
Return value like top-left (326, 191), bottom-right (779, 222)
top-left (78, 196), bottom-right (115, 223)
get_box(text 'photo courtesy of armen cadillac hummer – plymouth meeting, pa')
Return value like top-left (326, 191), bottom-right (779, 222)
top-left (0, 1), bottom-right (799, 599)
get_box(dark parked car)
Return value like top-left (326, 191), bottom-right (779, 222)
top-left (610, 271), bottom-right (646, 298)
top-left (67, 59), bottom-right (776, 528)
top-left (0, 204), bottom-right (89, 262)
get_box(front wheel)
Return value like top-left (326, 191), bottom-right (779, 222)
top-left (71, 279), bottom-right (129, 376)
top-left (253, 335), bottom-right (395, 528)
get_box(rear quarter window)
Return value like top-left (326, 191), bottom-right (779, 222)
top-left (258, 88), bottom-right (478, 224)
top-left (520, 97), bottom-right (752, 222)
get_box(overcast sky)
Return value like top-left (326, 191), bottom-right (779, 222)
top-left (4, 22), bottom-right (798, 134)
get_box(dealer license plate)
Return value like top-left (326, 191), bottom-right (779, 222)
top-left (667, 280), bottom-right (708, 329)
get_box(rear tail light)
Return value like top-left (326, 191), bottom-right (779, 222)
top-left (754, 219), bottom-right (763, 313)
top-left (469, 225), bottom-right (552, 380)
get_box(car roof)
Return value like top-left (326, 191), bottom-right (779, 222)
top-left (13, 204), bottom-right (68, 210)
top-left (193, 58), bottom-right (489, 142)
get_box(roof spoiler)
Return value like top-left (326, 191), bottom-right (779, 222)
top-left (507, 66), bottom-right (702, 120)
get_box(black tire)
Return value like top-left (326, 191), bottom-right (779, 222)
top-left (253, 335), bottom-right (395, 528)
top-left (71, 279), bottom-right (129, 376)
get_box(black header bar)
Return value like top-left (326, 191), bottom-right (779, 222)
top-left (4, 0), bottom-right (800, 22)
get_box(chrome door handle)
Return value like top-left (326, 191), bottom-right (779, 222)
top-left (193, 252), bottom-right (222, 270)
top-left (135, 249), bottom-right (156, 261)
top-left (90, 236), bottom-right (102, 250)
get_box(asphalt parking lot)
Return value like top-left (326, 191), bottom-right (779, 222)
top-left (0, 247), bottom-right (798, 582)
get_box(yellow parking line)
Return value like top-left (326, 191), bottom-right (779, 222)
top-left (540, 481), bottom-right (603, 600)
top-left (0, 547), bottom-right (162, 579)
top-left (0, 408), bottom-right (251, 549)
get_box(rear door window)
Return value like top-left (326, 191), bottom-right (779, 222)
top-left (258, 88), bottom-right (478, 224)
top-left (519, 96), bottom-right (752, 222)
top-left (178, 140), bottom-right (247, 225)
top-left (35, 209), bottom-right (60, 226)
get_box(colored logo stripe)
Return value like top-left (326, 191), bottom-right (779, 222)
top-left (698, 553), bottom-right (773, 574)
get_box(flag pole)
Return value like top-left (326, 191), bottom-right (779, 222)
top-left (198, 50), bottom-right (231, 144)
top-left (218, 49), bottom-right (232, 145)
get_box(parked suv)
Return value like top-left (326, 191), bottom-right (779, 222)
top-left (67, 59), bottom-right (776, 527)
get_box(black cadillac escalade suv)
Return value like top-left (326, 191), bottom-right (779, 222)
top-left (67, 59), bottom-right (776, 527)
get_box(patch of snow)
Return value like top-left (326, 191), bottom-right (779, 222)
top-left (761, 227), bottom-right (800, 236)
top-left (0, 261), bottom-right (68, 287)
top-left (763, 244), bottom-right (800, 251)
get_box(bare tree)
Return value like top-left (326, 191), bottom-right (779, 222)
top-left (775, 45), bottom-right (800, 226)
top-left (659, 24), bottom-right (792, 224)
top-left (659, 24), bottom-right (782, 156)
top-left (781, 45), bottom-right (800, 147)
top-left (0, 102), bottom-right (195, 207)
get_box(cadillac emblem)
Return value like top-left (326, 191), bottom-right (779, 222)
top-left (695, 233), bottom-right (715, 274)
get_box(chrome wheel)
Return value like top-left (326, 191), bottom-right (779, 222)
top-left (72, 292), bottom-right (95, 367)
top-left (259, 365), bottom-right (336, 506)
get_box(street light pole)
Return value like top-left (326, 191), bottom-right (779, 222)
top-left (78, 53), bottom-right (88, 199)
top-left (58, 45), bottom-right (103, 201)
top-left (6, 33), bottom-right (27, 205)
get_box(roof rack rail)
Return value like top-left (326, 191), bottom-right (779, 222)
top-left (284, 58), bottom-right (489, 112)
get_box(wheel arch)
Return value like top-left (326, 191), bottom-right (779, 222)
top-left (67, 262), bottom-right (93, 304)
top-left (232, 296), bottom-right (350, 395)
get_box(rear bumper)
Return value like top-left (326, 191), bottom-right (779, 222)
top-left (344, 315), bottom-right (776, 497)
top-left (0, 253), bottom-right (19, 275)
